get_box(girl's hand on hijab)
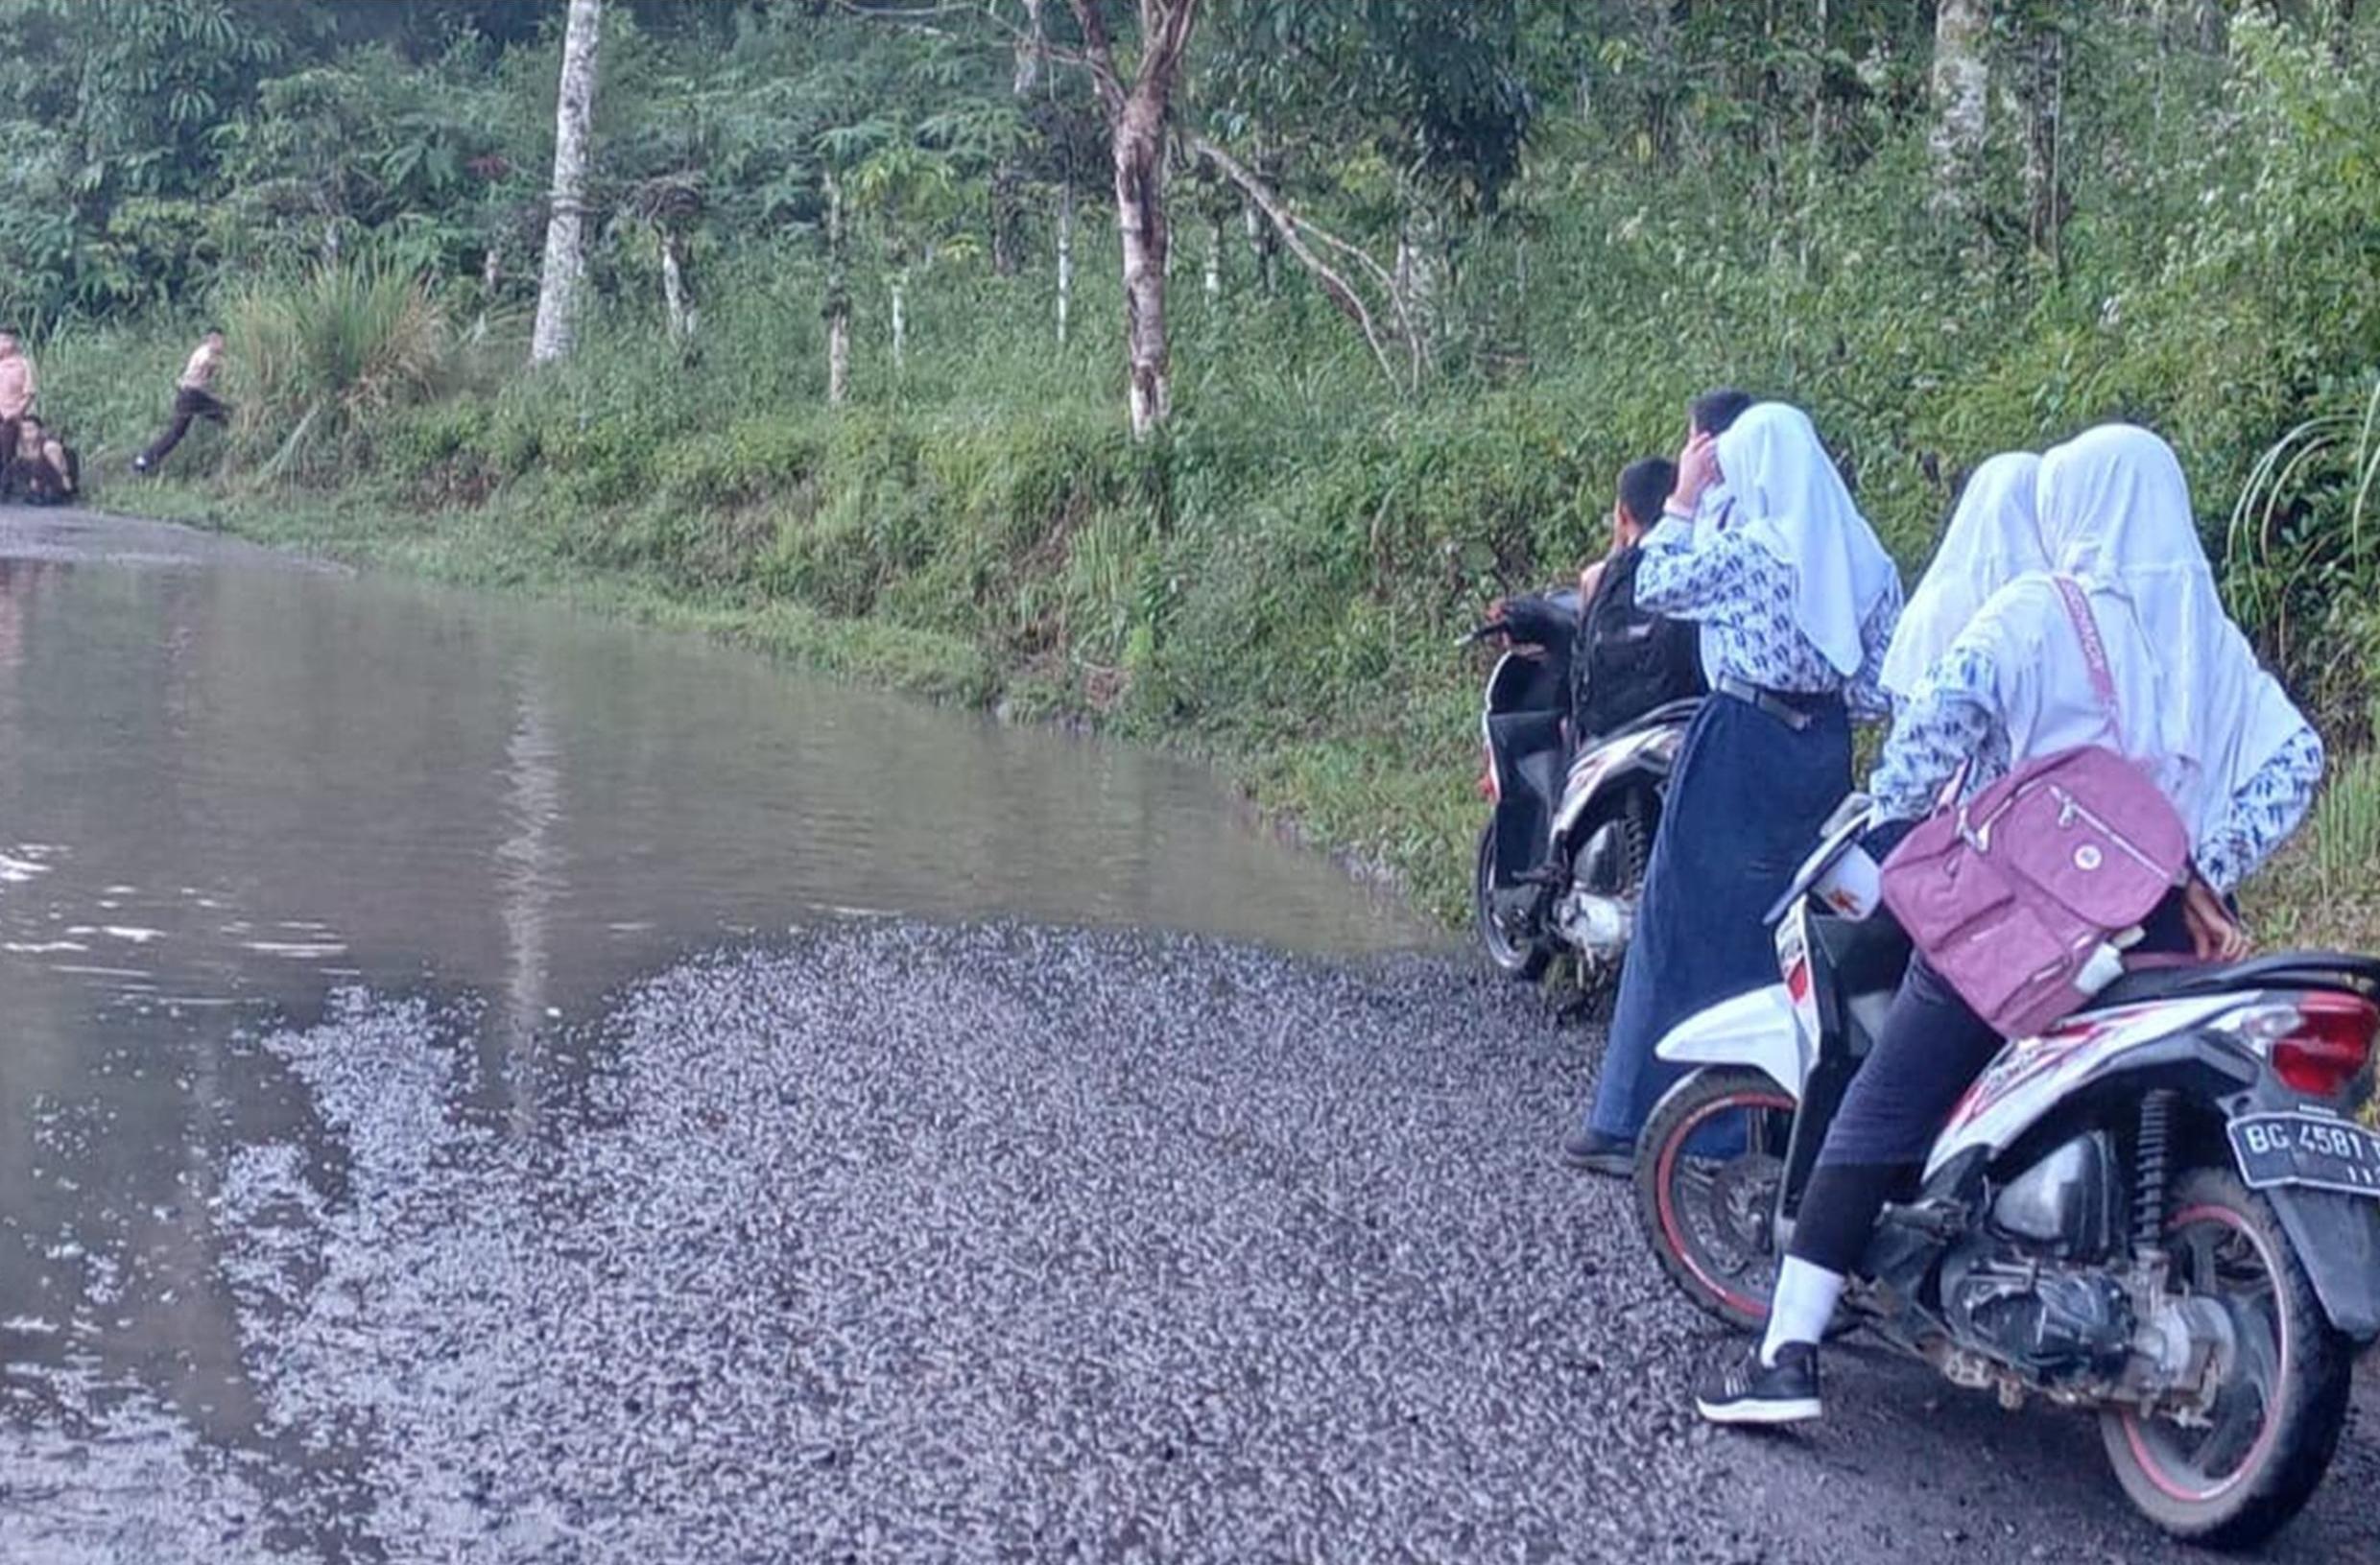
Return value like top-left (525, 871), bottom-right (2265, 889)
top-left (2181, 875), bottom-right (2250, 962)
top-left (1672, 431), bottom-right (1720, 511)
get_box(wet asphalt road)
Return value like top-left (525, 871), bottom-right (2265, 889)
top-left (12, 921), bottom-right (2372, 1563)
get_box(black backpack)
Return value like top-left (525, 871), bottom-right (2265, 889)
top-left (1571, 546), bottom-right (1704, 742)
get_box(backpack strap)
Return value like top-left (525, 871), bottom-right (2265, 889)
top-left (2052, 575), bottom-right (2125, 750)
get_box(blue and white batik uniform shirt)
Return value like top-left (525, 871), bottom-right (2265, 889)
top-left (1871, 642), bottom-right (2323, 896)
top-left (1637, 510), bottom-right (1901, 721)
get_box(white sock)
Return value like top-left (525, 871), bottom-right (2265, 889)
top-left (1760, 1257), bottom-right (1846, 1365)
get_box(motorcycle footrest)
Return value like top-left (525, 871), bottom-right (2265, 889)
top-left (1879, 1199), bottom-right (1967, 1243)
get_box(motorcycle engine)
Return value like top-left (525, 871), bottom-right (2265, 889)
top-left (1940, 1248), bottom-right (2135, 1379)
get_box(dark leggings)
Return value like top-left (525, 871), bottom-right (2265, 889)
top-left (1789, 891), bottom-right (2195, 1276)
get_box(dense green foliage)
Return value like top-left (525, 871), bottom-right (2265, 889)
top-left (11, 2), bottom-right (2380, 935)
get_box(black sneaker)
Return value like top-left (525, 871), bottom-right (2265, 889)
top-left (1696, 1341), bottom-right (1822, 1426)
top-left (1559, 1126), bottom-right (1634, 1177)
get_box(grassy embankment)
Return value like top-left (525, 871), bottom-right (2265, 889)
top-left (31, 210), bottom-right (2380, 973)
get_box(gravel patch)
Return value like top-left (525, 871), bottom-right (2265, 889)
top-left (13, 920), bottom-right (2374, 1562)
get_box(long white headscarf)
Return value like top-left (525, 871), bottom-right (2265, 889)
top-left (1714, 403), bottom-right (1901, 677)
top-left (1879, 452), bottom-right (2045, 699)
top-left (1970, 425), bottom-right (2308, 841)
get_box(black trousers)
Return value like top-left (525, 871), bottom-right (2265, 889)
top-left (139, 387), bottom-right (228, 469)
top-left (1790, 890), bottom-right (2196, 1275)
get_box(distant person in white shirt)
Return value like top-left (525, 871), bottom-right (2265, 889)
top-left (0, 329), bottom-right (36, 473)
top-left (132, 328), bottom-right (229, 474)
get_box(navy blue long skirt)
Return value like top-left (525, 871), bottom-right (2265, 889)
top-left (1583, 688), bottom-right (1852, 1141)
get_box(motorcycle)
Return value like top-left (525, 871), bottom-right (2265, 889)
top-left (1633, 795), bottom-right (2380, 1548)
top-left (1466, 589), bottom-right (1697, 988)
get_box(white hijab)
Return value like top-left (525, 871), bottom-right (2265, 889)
top-left (1964, 425), bottom-right (2307, 841)
top-left (1714, 403), bottom-right (1901, 677)
top-left (1879, 453), bottom-right (2045, 700)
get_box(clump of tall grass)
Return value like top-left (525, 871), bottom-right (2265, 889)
top-left (222, 256), bottom-right (466, 479)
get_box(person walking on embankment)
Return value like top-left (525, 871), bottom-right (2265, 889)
top-left (132, 328), bottom-right (229, 474)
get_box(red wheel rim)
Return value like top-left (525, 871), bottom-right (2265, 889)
top-left (1652, 1085), bottom-right (1793, 1321)
top-left (2118, 1201), bottom-right (2291, 1504)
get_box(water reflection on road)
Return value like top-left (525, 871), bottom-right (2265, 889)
top-left (0, 511), bottom-right (1429, 1559)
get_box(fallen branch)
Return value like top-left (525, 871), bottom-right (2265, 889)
top-left (1190, 134), bottom-right (1418, 394)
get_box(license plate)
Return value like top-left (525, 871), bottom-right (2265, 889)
top-left (2228, 1111), bottom-right (2380, 1197)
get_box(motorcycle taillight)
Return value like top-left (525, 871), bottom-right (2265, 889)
top-left (2267, 992), bottom-right (2380, 1100)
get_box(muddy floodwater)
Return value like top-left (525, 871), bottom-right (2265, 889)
top-left (0, 508), bottom-right (1431, 1560)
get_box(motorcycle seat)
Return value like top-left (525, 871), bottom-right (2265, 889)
top-left (2082, 950), bottom-right (2380, 1012)
top-left (1588, 697), bottom-right (1701, 747)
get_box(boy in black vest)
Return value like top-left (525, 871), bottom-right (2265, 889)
top-left (1569, 456), bottom-right (1706, 744)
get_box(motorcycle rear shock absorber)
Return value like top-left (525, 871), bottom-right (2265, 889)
top-left (2132, 1089), bottom-right (2178, 1255)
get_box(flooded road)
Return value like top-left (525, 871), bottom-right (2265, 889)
top-left (2, 510), bottom-right (2371, 1565)
top-left (0, 509), bottom-right (1432, 1560)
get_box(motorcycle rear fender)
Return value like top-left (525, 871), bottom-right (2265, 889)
top-left (2265, 1186), bottom-right (2380, 1341)
top-left (1921, 997), bottom-right (2247, 1183)
top-left (1653, 984), bottom-right (1809, 1100)
top-left (1550, 723), bottom-right (1681, 843)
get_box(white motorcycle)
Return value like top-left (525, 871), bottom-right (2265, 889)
top-left (1634, 797), bottom-right (2380, 1548)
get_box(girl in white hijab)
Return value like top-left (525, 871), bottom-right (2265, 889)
top-left (1878, 452), bottom-right (2045, 700)
top-left (1564, 401), bottom-right (1904, 1174)
top-left (1698, 423), bottom-right (2325, 1426)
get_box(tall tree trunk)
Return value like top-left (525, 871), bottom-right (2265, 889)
top-left (994, 0), bottom-right (1044, 278)
top-left (824, 171), bottom-right (851, 406)
top-left (1244, 202), bottom-right (1278, 295)
top-left (2192, 0), bottom-right (2225, 53)
top-left (530, 0), bottom-right (603, 367)
top-left (1114, 94), bottom-right (1171, 437)
top-left (1070, 0), bottom-right (1204, 439)
top-left (1056, 176), bottom-right (1075, 346)
top-left (1203, 211), bottom-right (1224, 305)
top-left (990, 166), bottom-right (1022, 276)
top-left (2023, 18), bottom-right (2068, 268)
top-left (1015, 0), bottom-right (1046, 93)
top-left (890, 275), bottom-right (907, 371)
top-left (659, 229), bottom-right (695, 345)
top-left (1927, 0), bottom-right (1990, 219)
top-left (1396, 200), bottom-right (1441, 368)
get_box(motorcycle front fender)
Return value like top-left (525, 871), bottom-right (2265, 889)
top-left (1653, 984), bottom-right (1808, 1100)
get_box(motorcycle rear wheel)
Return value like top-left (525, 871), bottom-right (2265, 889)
top-left (1473, 820), bottom-right (1554, 982)
top-left (2098, 1166), bottom-right (2354, 1550)
top-left (1633, 1066), bottom-right (1797, 1332)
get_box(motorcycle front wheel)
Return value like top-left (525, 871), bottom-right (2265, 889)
top-left (2098, 1166), bottom-right (2354, 1550)
top-left (1472, 820), bottom-right (1554, 982)
top-left (1633, 1066), bottom-right (1796, 1332)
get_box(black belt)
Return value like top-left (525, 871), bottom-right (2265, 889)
top-left (1713, 674), bottom-right (1836, 732)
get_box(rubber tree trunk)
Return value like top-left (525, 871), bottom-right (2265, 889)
top-left (1072, 0), bottom-right (1202, 439)
top-left (825, 171), bottom-right (851, 406)
top-left (660, 229), bottom-right (695, 345)
top-left (890, 276), bottom-right (907, 372)
top-left (531, 0), bottom-right (603, 367)
top-left (2022, 19), bottom-right (2068, 267)
top-left (1927, 0), bottom-right (1990, 219)
top-left (1202, 212), bottom-right (1224, 305)
top-left (1056, 177), bottom-right (1075, 347)
top-left (1115, 90), bottom-right (1171, 437)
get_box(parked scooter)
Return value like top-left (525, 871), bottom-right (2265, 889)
top-left (1466, 589), bottom-right (1697, 987)
top-left (1634, 795), bottom-right (2380, 1548)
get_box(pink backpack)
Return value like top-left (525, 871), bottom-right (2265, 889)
top-left (1880, 578), bottom-right (2192, 1038)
